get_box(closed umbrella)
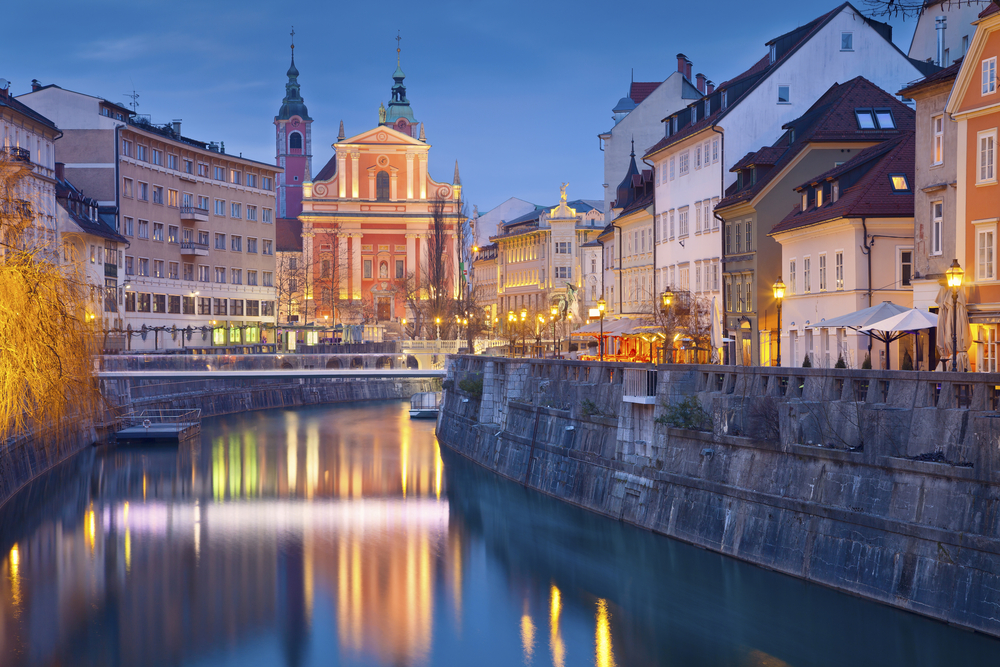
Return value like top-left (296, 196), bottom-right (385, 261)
top-left (710, 296), bottom-right (723, 363)
top-left (935, 286), bottom-right (971, 371)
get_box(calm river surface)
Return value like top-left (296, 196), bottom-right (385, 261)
top-left (0, 401), bottom-right (998, 666)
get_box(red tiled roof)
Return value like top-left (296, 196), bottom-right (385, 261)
top-left (717, 77), bottom-right (914, 210)
top-left (979, 1), bottom-right (999, 19)
top-left (276, 217), bottom-right (303, 252)
top-left (630, 82), bottom-right (661, 105)
top-left (898, 58), bottom-right (962, 97)
top-left (768, 134), bottom-right (914, 236)
top-left (314, 156), bottom-right (337, 182)
top-left (644, 5), bottom-right (846, 161)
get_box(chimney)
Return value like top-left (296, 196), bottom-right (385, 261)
top-left (171, 119), bottom-right (182, 136)
top-left (935, 16), bottom-right (947, 67)
top-left (31, 79), bottom-right (41, 92)
top-left (696, 73), bottom-right (706, 94)
top-left (676, 53), bottom-right (687, 75)
top-left (55, 162), bottom-right (65, 181)
top-left (706, 80), bottom-right (715, 95)
top-left (685, 58), bottom-right (693, 81)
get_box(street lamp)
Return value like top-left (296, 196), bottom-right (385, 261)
top-left (772, 276), bottom-right (786, 367)
top-left (946, 259), bottom-right (964, 372)
top-left (520, 307), bottom-right (528, 357)
top-left (550, 305), bottom-right (559, 358)
top-left (507, 311), bottom-right (516, 356)
top-left (435, 316), bottom-right (441, 340)
top-left (597, 297), bottom-right (606, 362)
top-left (660, 288), bottom-right (674, 363)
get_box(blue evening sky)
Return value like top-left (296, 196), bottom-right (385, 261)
top-left (1, 0), bottom-right (917, 214)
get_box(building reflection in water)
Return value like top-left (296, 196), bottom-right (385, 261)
top-left (0, 402), bottom-right (453, 667)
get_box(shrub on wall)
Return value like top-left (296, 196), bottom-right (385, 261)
top-left (458, 374), bottom-right (483, 398)
top-left (656, 395), bottom-right (711, 431)
top-left (834, 355), bottom-right (847, 369)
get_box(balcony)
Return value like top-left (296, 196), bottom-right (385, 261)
top-left (623, 368), bottom-right (658, 404)
top-left (179, 205), bottom-right (209, 223)
top-left (0, 147), bottom-right (31, 164)
top-left (180, 241), bottom-right (209, 256)
top-left (1, 199), bottom-right (31, 219)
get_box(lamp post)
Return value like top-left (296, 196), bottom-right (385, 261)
top-left (660, 288), bottom-right (674, 363)
top-left (550, 305), bottom-right (559, 358)
top-left (435, 316), bottom-right (441, 341)
top-left (537, 314), bottom-right (545, 357)
top-left (520, 306), bottom-right (528, 357)
top-left (946, 259), bottom-right (964, 372)
top-left (772, 276), bottom-right (785, 367)
top-left (507, 311), bottom-right (515, 357)
top-left (597, 297), bottom-right (606, 362)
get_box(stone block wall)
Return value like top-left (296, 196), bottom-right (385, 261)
top-left (438, 355), bottom-right (1000, 637)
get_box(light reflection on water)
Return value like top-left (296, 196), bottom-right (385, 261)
top-left (0, 400), bottom-right (997, 666)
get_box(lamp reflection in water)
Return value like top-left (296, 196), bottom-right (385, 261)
top-left (550, 584), bottom-right (565, 667)
top-left (8, 543), bottom-right (21, 614)
top-left (521, 604), bottom-right (536, 663)
top-left (595, 598), bottom-right (616, 667)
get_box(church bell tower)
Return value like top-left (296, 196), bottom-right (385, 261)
top-left (275, 28), bottom-right (312, 220)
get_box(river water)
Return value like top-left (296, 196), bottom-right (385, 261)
top-left (0, 401), bottom-right (997, 666)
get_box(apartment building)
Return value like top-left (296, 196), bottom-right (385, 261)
top-left (19, 83), bottom-right (281, 351)
top-left (471, 243), bottom-right (498, 328)
top-left (491, 187), bottom-right (603, 329)
top-left (608, 147), bottom-right (656, 316)
top-left (645, 2), bottom-right (934, 351)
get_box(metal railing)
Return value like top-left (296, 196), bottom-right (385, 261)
top-left (0, 146), bottom-right (30, 163)
top-left (120, 408), bottom-right (201, 429)
top-left (623, 368), bottom-right (658, 403)
top-left (180, 241), bottom-right (209, 251)
top-left (179, 205), bottom-right (209, 216)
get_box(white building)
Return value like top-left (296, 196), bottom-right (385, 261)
top-left (645, 2), bottom-right (936, 346)
top-left (598, 58), bottom-right (704, 223)
top-left (470, 197), bottom-right (538, 249)
top-left (907, 0), bottom-right (986, 66)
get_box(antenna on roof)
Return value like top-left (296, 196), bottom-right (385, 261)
top-left (124, 81), bottom-right (139, 113)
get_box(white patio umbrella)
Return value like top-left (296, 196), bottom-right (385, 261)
top-left (935, 286), bottom-right (971, 371)
top-left (807, 301), bottom-right (910, 369)
top-left (860, 308), bottom-right (938, 370)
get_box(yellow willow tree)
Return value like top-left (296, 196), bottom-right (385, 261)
top-left (0, 156), bottom-right (100, 438)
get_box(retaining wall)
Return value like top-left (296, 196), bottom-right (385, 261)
top-left (437, 356), bottom-right (1000, 637)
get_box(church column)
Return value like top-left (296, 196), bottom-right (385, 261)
top-left (419, 232), bottom-right (429, 292)
top-left (335, 233), bottom-right (348, 300)
top-left (405, 153), bottom-right (414, 200)
top-left (302, 226), bottom-right (315, 322)
top-left (350, 152), bottom-right (360, 199)
top-left (389, 168), bottom-right (398, 201)
top-left (337, 151), bottom-right (347, 198)
top-left (368, 169), bottom-right (376, 201)
top-left (418, 153), bottom-right (427, 200)
top-left (351, 233), bottom-right (363, 300)
top-left (406, 233), bottom-right (416, 284)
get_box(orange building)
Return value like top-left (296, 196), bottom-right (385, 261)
top-left (946, 2), bottom-right (1000, 370)
top-left (296, 52), bottom-right (462, 326)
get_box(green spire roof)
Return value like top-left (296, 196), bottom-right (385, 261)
top-left (277, 45), bottom-right (310, 121)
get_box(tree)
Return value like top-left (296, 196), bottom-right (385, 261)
top-left (860, 0), bottom-right (989, 18)
top-left (0, 156), bottom-right (99, 437)
top-left (650, 290), bottom-right (713, 363)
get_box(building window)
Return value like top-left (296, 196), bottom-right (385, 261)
top-left (262, 177), bottom-right (273, 191)
top-left (198, 265), bottom-right (210, 282)
top-left (247, 270), bottom-right (257, 286)
top-left (889, 174), bottom-right (910, 192)
top-left (263, 271), bottom-right (273, 287)
top-left (138, 220), bottom-right (149, 239)
top-left (136, 145), bottom-right (147, 161)
top-left (121, 139), bottom-right (132, 157)
top-left (695, 145), bottom-right (702, 170)
top-left (900, 249), bottom-right (913, 287)
top-left (289, 132), bottom-right (302, 150)
top-left (874, 109), bottom-right (895, 129)
top-left (745, 220), bottom-right (753, 251)
top-left (841, 32), bottom-right (853, 51)
top-left (152, 222), bottom-right (163, 241)
top-left (777, 85), bottom-right (790, 104)
top-left (215, 267), bottom-right (227, 284)
top-left (231, 268), bottom-right (242, 285)
top-left (932, 115), bottom-right (944, 165)
top-left (984, 57), bottom-right (997, 96)
top-left (679, 151), bottom-right (689, 176)
top-left (669, 157), bottom-right (675, 180)
top-left (231, 299), bottom-right (243, 316)
top-left (246, 205), bottom-right (257, 221)
top-left (125, 256), bottom-right (134, 275)
top-left (735, 220), bottom-right (741, 253)
top-left (836, 251), bottom-right (844, 290)
top-left (122, 178), bottom-right (133, 198)
top-left (231, 169), bottom-right (241, 185)
top-left (137, 293), bottom-right (151, 312)
top-left (214, 298), bottom-right (227, 316)
top-left (262, 239), bottom-right (273, 255)
top-left (789, 259), bottom-right (796, 294)
top-left (231, 235), bottom-right (242, 252)
top-left (678, 207), bottom-right (689, 237)
top-left (979, 130), bottom-right (997, 183)
top-left (151, 149), bottom-right (162, 166)
top-left (183, 263), bottom-right (194, 281)
top-left (247, 238), bottom-right (257, 253)
top-left (555, 266), bottom-right (572, 279)
top-left (725, 276), bottom-right (733, 312)
top-left (168, 225), bottom-right (179, 244)
top-left (363, 259), bottom-right (372, 279)
top-left (124, 217), bottom-right (133, 236)
top-left (263, 208), bottom-right (273, 224)
top-left (231, 202), bottom-right (241, 219)
top-left (167, 189), bottom-right (178, 207)
top-left (396, 259), bottom-right (404, 279)
top-left (214, 166), bottom-right (225, 181)
top-left (803, 256), bottom-right (811, 293)
top-left (168, 295), bottom-right (181, 314)
top-left (138, 182), bottom-right (148, 201)
top-left (184, 159), bottom-right (193, 174)
top-left (669, 210), bottom-right (675, 239)
top-left (819, 254), bottom-right (827, 291)
top-left (376, 171), bottom-right (390, 200)
top-left (152, 260), bottom-right (164, 278)
top-left (855, 109), bottom-right (876, 129)
top-left (183, 296), bottom-right (195, 314)
top-left (215, 233), bottom-right (226, 250)
top-left (695, 202), bottom-right (702, 233)
top-left (247, 174), bottom-right (257, 188)
top-left (153, 186), bottom-right (163, 204)
top-left (978, 224), bottom-right (996, 281)
top-left (928, 200), bottom-right (943, 256)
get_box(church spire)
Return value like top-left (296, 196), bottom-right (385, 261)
top-left (453, 160), bottom-right (461, 185)
top-left (277, 26), bottom-right (310, 121)
top-left (338, 120), bottom-right (345, 142)
top-left (384, 31), bottom-right (415, 127)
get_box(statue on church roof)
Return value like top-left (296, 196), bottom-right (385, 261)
top-left (378, 102), bottom-right (386, 124)
top-left (560, 182), bottom-right (568, 203)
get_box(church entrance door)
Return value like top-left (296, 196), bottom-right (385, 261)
top-left (376, 297), bottom-right (391, 322)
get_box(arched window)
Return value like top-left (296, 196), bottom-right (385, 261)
top-left (289, 132), bottom-right (302, 150)
top-left (376, 170), bottom-right (390, 201)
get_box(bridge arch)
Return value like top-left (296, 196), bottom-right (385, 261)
top-left (406, 355), bottom-right (419, 369)
top-left (376, 356), bottom-right (392, 369)
top-left (325, 358), bottom-right (342, 369)
top-left (350, 357), bottom-right (363, 369)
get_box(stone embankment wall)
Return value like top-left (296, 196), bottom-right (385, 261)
top-left (1, 360), bottom-right (434, 509)
top-left (437, 356), bottom-right (1000, 637)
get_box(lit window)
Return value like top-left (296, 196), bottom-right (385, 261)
top-left (979, 130), bottom-right (997, 183)
top-left (931, 201), bottom-right (943, 256)
top-left (777, 85), bottom-right (790, 104)
top-left (889, 174), bottom-right (910, 191)
top-left (932, 115), bottom-right (944, 165)
top-left (978, 224), bottom-right (996, 281)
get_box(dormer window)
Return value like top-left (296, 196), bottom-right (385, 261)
top-left (737, 171), bottom-right (744, 190)
top-left (832, 181), bottom-right (840, 202)
top-left (751, 168), bottom-right (757, 185)
top-left (721, 90), bottom-right (728, 109)
top-left (856, 108), bottom-right (895, 130)
top-left (889, 174), bottom-right (910, 192)
top-left (856, 109), bottom-right (876, 129)
top-left (770, 44), bottom-right (776, 64)
top-left (816, 186), bottom-right (823, 207)
top-left (801, 191), bottom-right (808, 211)
top-left (874, 109), bottom-right (895, 128)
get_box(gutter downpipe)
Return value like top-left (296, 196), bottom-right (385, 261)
top-left (711, 123), bottom-right (727, 364)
